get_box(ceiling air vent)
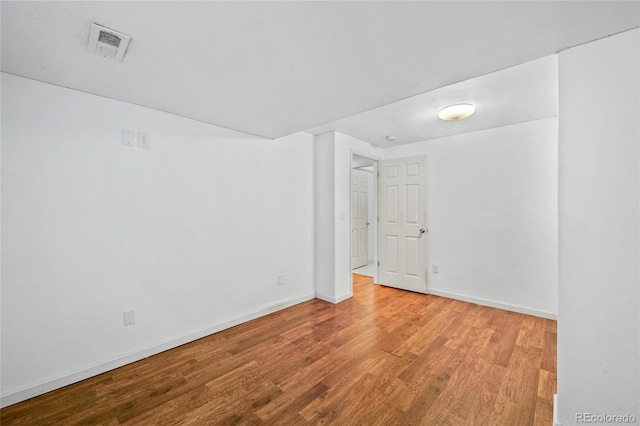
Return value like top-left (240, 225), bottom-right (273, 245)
top-left (88, 23), bottom-right (131, 62)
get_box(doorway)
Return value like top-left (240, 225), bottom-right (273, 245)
top-left (351, 153), bottom-right (377, 281)
top-left (351, 153), bottom-right (429, 294)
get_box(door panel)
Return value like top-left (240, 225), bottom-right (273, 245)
top-left (378, 156), bottom-right (428, 293)
top-left (405, 237), bottom-right (420, 277)
top-left (386, 186), bottom-right (399, 223)
top-left (406, 184), bottom-right (420, 224)
top-left (351, 229), bottom-right (358, 257)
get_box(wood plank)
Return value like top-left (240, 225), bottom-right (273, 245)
top-left (1, 275), bottom-right (556, 425)
top-left (537, 370), bottom-right (557, 400)
top-left (489, 345), bottom-right (543, 425)
top-left (541, 329), bottom-right (557, 373)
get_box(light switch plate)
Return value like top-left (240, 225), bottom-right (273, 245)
top-left (121, 129), bottom-right (136, 147)
top-left (123, 310), bottom-right (135, 326)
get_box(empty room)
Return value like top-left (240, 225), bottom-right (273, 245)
top-left (1, 2), bottom-right (639, 425)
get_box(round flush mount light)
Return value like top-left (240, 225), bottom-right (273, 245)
top-left (438, 103), bottom-right (476, 121)
top-left (385, 135), bottom-right (397, 142)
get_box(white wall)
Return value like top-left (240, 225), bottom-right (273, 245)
top-left (313, 131), bottom-right (382, 303)
top-left (335, 133), bottom-right (382, 299)
top-left (558, 28), bottom-right (640, 423)
top-left (313, 132), bottom-right (336, 301)
top-left (383, 118), bottom-right (558, 318)
top-left (0, 73), bottom-right (315, 406)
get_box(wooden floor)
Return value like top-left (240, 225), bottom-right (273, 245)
top-left (1, 274), bottom-right (556, 425)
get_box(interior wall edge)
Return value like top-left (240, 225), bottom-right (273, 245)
top-left (314, 291), bottom-right (352, 304)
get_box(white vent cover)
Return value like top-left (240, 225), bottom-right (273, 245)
top-left (88, 23), bottom-right (131, 62)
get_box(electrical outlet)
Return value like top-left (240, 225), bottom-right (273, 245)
top-left (137, 132), bottom-right (150, 149)
top-left (123, 310), bottom-right (135, 326)
top-left (278, 274), bottom-right (285, 286)
top-left (121, 129), bottom-right (136, 147)
top-left (433, 264), bottom-right (439, 274)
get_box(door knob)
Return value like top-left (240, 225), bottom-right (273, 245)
top-left (419, 228), bottom-right (426, 234)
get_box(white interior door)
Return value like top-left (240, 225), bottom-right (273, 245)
top-left (378, 156), bottom-right (428, 293)
top-left (351, 169), bottom-right (369, 269)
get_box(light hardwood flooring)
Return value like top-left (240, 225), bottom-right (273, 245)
top-left (1, 274), bottom-right (557, 425)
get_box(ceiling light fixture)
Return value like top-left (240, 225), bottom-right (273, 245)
top-left (438, 104), bottom-right (476, 121)
top-left (385, 135), bottom-right (397, 142)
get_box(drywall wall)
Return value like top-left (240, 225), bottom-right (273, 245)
top-left (0, 73), bottom-right (315, 406)
top-left (313, 132), bottom-right (336, 301)
top-left (314, 131), bottom-right (381, 303)
top-left (0, 71), bottom-right (3, 393)
top-left (383, 118), bottom-right (558, 318)
top-left (558, 28), bottom-right (640, 422)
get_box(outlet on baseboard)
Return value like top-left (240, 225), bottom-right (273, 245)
top-left (278, 274), bottom-right (285, 286)
top-left (123, 310), bottom-right (135, 326)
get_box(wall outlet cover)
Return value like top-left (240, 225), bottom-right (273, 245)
top-left (137, 132), bottom-right (150, 149)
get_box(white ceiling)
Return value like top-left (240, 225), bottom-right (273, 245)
top-left (308, 55), bottom-right (558, 146)
top-left (2, 1), bottom-right (639, 141)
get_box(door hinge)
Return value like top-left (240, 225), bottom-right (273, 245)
top-left (378, 261), bottom-right (380, 267)
top-left (377, 172), bottom-right (380, 177)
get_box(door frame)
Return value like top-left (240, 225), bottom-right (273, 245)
top-left (350, 150), bottom-right (379, 286)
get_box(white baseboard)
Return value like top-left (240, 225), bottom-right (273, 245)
top-left (553, 394), bottom-right (561, 425)
top-left (334, 292), bottom-right (353, 303)
top-left (427, 288), bottom-right (557, 320)
top-left (314, 292), bottom-right (335, 303)
top-left (0, 293), bottom-right (315, 408)
top-left (315, 291), bottom-right (352, 304)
